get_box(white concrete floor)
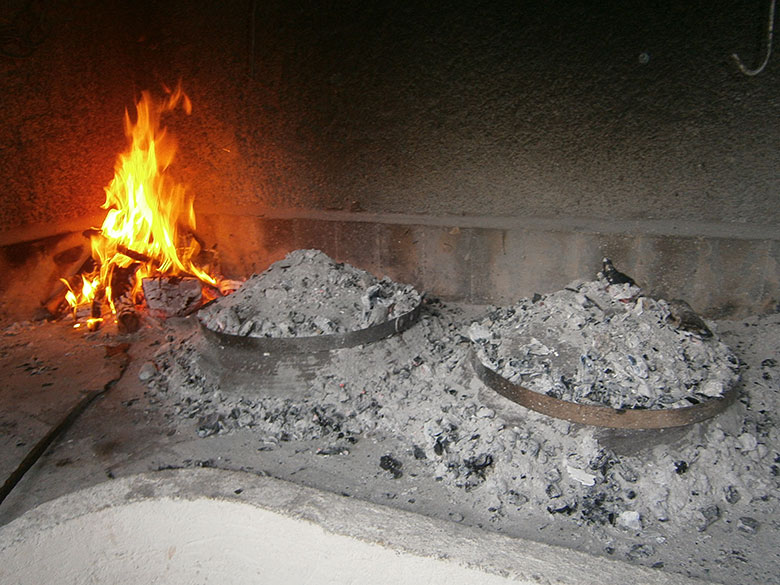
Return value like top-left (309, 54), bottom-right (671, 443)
top-left (0, 469), bottom-right (719, 585)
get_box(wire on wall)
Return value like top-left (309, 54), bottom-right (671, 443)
top-left (732, 0), bottom-right (776, 76)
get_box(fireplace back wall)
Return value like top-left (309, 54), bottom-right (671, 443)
top-left (1, 1), bottom-right (778, 316)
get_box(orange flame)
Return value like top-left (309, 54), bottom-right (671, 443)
top-left (64, 84), bottom-right (216, 321)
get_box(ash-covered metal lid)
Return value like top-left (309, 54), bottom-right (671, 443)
top-left (198, 249), bottom-right (423, 352)
top-left (470, 278), bottom-right (740, 429)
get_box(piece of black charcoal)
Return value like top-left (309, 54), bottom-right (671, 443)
top-left (547, 500), bottom-right (577, 515)
top-left (464, 453), bottom-right (494, 478)
top-left (412, 445), bottom-right (427, 460)
top-left (379, 454), bottom-right (403, 479)
top-left (316, 445), bottom-right (350, 456)
top-left (667, 299), bottom-right (712, 338)
top-left (724, 485), bottom-right (741, 504)
top-left (546, 483), bottom-right (562, 499)
top-left (698, 505), bottom-right (721, 532)
top-left (600, 258), bottom-right (636, 286)
top-left (737, 516), bottom-right (760, 534)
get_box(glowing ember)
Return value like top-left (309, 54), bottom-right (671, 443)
top-left (63, 84), bottom-right (217, 326)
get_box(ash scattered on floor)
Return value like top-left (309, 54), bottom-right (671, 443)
top-left (470, 278), bottom-right (740, 410)
top-left (3, 287), bottom-right (777, 585)
top-left (147, 299), bottom-right (778, 558)
top-left (138, 260), bottom-right (779, 584)
top-left (198, 249), bottom-right (421, 337)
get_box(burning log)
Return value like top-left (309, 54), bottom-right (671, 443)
top-left (42, 245), bottom-right (94, 317)
top-left (109, 264), bottom-right (136, 299)
top-left (88, 287), bottom-right (105, 331)
top-left (110, 265), bottom-right (140, 334)
top-left (116, 244), bottom-right (151, 264)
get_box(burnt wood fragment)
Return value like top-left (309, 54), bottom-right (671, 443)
top-left (667, 299), bottom-right (713, 338)
top-left (42, 247), bottom-right (93, 316)
top-left (600, 258), bottom-right (636, 286)
top-left (85, 286), bottom-right (105, 331)
top-left (142, 276), bottom-right (203, 317)
top-left (115, 293), bottom-right (140, 334)
top-left (116, 244), bottom-right (151, 264)
top-left (109, 265), bottom-right (140, 333)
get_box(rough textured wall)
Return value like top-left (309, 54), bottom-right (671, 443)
top-left (0, 0), bottom-right (134, 234)
top-left (0, 0), bottom-right (778, 235)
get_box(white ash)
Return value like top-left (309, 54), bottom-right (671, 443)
top-left (469, 279), bottom-right (740, 410)
top-left (198, 249), bottom-right (420, 337)
top-left (145, 299), bottom-right (778, 567)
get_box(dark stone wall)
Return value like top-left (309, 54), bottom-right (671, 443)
top-left (1, 0), bottom-right (778, 233)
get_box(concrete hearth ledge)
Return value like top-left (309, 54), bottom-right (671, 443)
top-left (0, 469), bottom-right (716, 585)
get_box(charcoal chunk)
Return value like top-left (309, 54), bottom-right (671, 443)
top-left (698, 505), bottom-right (721, 532)
top-left (464, 453), bottom-right (493, 478)
top-left (737, 516), bottom-right (760, 534)
top-left (379, 454), bottom-right (403, 479)
top-left (412, 445), bottom-right (427, 460)
top-left (724, 485), bottom-right (741, 504)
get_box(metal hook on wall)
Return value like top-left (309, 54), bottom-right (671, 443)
top-left (732, 0), bottom-right (776, 76)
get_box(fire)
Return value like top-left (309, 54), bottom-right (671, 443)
top-left (63, 84), bottom-right (217, 326)
top-left (62, 275), bottom-right (99, 307)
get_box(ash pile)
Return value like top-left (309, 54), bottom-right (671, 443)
top-left (198, 249), bottom-right (421, 337)
top-left (143, 255), bottom-right (778, 573)
top-left (469, 265), bottom-right (740, 410)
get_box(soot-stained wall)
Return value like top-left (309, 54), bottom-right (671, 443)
top-left (1, 0), bottom-right (777, 237)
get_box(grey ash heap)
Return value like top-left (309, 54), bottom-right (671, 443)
top-left (198, 249), bottom-right (421, 337)
top-left (469, 263), bottom-right (740, 411)
top-left (146, 261), bottom-right (778, 581)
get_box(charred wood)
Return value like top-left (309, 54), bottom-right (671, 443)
top-left (88, 287), bottom-right (105, 331)
top-left (667, 299), bottom-right (713, 338)
top-left (142, 276), bottom-right (203, 317)
top-left (109, 265), bottom-right (137, 301)
top-left (109, 265), bottom-right (140, 333)
top-left (42, 247), bottom-right (93, 317)
top-left (116, 244), bottom-right (151, 264)
top-left (115, 293), bottom-right (140, 334)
